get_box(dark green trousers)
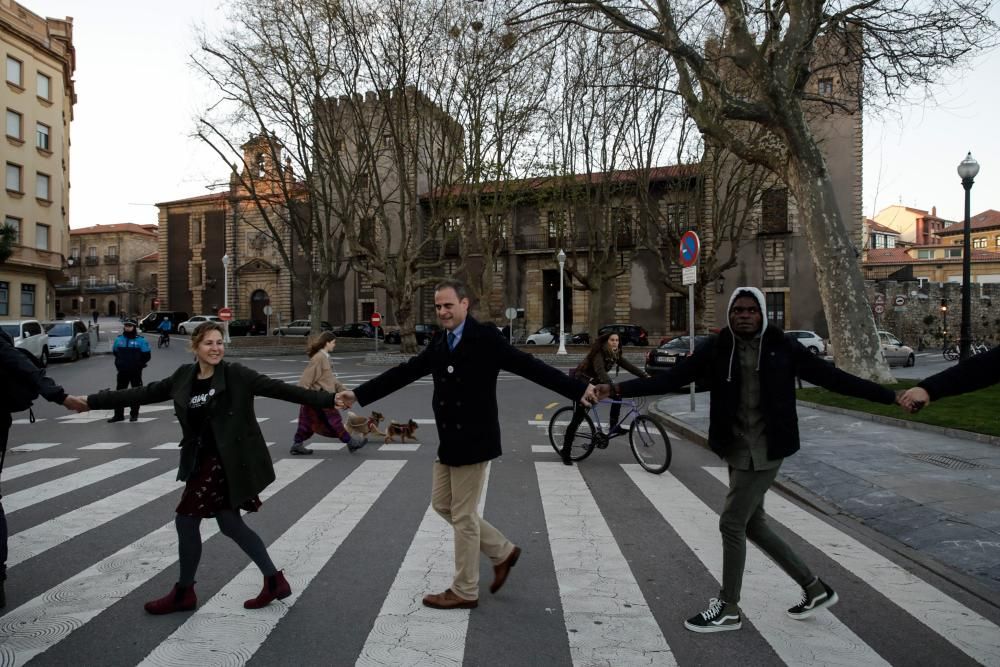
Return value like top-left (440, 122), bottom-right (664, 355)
top-left (719, 465), bottom-right (813, 604)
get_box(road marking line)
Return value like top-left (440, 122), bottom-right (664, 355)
top-left (11, 418), bottom-right (45, 425)
top-left (78, 442), bottom-right (131, 450)
top-left (545, 402), bottom-right (559, 409)
top-left (151, 442), bottom-right (180, 450)
top-left (139, 460), bottom-right (405, 667)
top-left (531, 445), bottom-right (555, 454)
top-left (0, 458), bottom-right (76, 480)
top-left (3, 459), bottom-right (156, 515)
top-left (537, 462), bottom-right (675, 665)
top-left (704, 466), bottom-right (1000, 665)
top-left (8, 470), bottom-right (182, 567)
top-left (625, 465), bottom-right (888, 667)
top-left (0, 459), bottom-right (321, 666)
top-left (307, 442), bottom-right (346, 451)
top-left (379, 444), bottom-right (420, 452)
top-left (9, 442), bottom-right (61, 452)
top-left (358, 463), bottom-right (492, 665)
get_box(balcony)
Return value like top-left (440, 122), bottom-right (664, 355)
top-left (84, 256), bottom-right (99, 266)
top-left (103, 255), bottom-right (119, 264)
top-left (4, 244), bottom-right (63, 272)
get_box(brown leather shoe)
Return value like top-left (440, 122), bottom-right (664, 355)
top-left (490, 545), bottom-right (522, 594)
top-left (422, 588), bottom-right (478, 609)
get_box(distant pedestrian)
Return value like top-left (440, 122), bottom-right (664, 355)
top-left (67, 321), bottom-right (342, 614)
top-left (899, 345), bottom-right (1000, 412)
top-left (336, 280), bottom-right (595, 610)
top-left (0, 328), bottom-right (87, 608)
top-left (92, 309), bottom-right (99, 325)
top-left (108, 318), bottom-right (151, 422)
top-left (560, 332), bottom-right (649, 465)
top-left (595, 286), bottom-right (900, 633)
top-left (289, 332), bottom-right (367, 455)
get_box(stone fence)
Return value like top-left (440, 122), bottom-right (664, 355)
top-left (865, 280), bottom-right (1000, 349)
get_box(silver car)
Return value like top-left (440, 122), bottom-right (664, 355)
top-left (44, 320), bottom-right (92, 361)
top-left (878, 331), bottom-right (915, 367)
top-left (786, 330), bottom-right (826, 355)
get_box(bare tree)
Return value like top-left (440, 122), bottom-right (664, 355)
top-left (194, 0), bottom-right (353, 333)
top-left (519, 0), bottom-right (997, 380)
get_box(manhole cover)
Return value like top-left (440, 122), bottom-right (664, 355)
top-left (909, 453), bottom-right (987, 470)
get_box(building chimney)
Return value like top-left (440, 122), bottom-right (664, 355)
top-left (932, 206), bottom-right (937, 217)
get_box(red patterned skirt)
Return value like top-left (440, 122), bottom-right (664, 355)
top-left (175, 453), bottom-right (262, 518)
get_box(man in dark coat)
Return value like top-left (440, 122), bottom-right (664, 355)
top-left (596, 286), bottom-right (898, 633)
top-left (336, 279), bottom-right (594, 610)
top-left (899, 345), bottom-right (1000, 411)
top-left (0, 328), bottom-right (86, 608)
top-left (109, 318), bottom-right (151, 422)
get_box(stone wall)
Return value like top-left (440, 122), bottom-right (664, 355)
top-left (866, 280), bottom-right (1000, 348)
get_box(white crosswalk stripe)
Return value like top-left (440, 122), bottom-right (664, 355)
top-left (0, 458), bottom-right (76, 480)
top-left (2, 458), bottom-right (156, 514)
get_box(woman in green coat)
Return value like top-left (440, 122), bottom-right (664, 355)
top-left (73, 322), bottom-right (337, 615)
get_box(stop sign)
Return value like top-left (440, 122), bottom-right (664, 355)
top-left (370, 312), bottom-right (382, 327)
top-left (218, 307), bottom-right (233, 321)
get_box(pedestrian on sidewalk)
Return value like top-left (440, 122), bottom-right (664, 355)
top-left (595, 286), bottom-right (899, 633)
top-left (899, 345), bottom-right (1000, 411)
top-left (335, 279), bottom-right (596, 610)
top-left (560, 332), bottom-right (649, 465)
top-left (66, 321), bottom-right (342, 614)
top-left (0, 329), bottom-right (87, 608)
top-left (108, 318), bottom-right (151, 422)
top-left (92, 309), bottom-right (99, 325)
top-left (289, 331), bottom-right (367, 455)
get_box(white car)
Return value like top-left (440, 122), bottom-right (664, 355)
top-left (786, 330), bottom-right (826, 355)
top-left (524, 326), bottom-right (570, 345)
top-left (0, 319), bottom-right (49, 366)
top-left (878, 331), bottom-right (916, 367)
top-left (176, 315), bottom-right (222, 335)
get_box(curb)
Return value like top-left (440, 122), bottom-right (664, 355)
top-left (648, 399), bottom-right (1000, 607)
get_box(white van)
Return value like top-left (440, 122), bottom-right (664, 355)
top-left (0, 319), bottom-right (50, 366)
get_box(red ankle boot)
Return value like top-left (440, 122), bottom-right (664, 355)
top-left (244, 571), bottom-right (292, 609)
top-left (144, 583), bottom-right (197, 615)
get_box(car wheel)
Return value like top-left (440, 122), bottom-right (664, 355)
top-left (40, 347), bottom-right (49, 368)
top-left (526, 340), bottom-right (535, 344)
top-left (808, 346), bottom-right (819, 355)
top-left (178, 326), bottom-right (187, 335)
top-left (70, 345), bottom-right (79, 362)
top-left (906, 353), bottom-right (915, 367)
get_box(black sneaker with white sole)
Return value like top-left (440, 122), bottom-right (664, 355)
top-left (684, 597), bottom-right (742, 633)
top-left (787, 579), bottom-right (839, 619)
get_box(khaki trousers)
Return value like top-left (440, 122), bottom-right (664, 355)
top-left (431, 460), bottom-right (514, 601)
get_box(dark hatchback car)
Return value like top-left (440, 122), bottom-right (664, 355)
top-left (332, 322), bottom-right (384, 339)
top-left (384, 323), bottom-right (440, 345)
top-left (598, 324), bottom-right (650, 346)
top-left (227, 319), bottom-right (265, 336)
top-left (644, 335), bottom-right (712, 375)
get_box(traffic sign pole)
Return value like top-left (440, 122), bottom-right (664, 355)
top-left (370, 312), bottom-right (382, 353)
top-left (679, 231), bottom-right (701, 412)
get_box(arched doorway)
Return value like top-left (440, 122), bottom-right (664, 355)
top-left (251, 289), bottom-right (269, 333)
top-left (108, 300), bottom-right (117, 317)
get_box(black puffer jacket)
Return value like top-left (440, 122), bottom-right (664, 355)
top-left (0, 329), bottom-right (66, 413)
top-left (919, 345), bottom-right (1000, 400)
top-left (618, 325), bottom-right (896, 461)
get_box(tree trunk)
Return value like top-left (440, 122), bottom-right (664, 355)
top-left (786, 154), bottom-right (893, 382)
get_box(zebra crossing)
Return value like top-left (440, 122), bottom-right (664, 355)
top-left (1, 437), bottom-right (999, 665)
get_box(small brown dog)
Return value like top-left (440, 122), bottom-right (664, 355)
top-left (384, 419), bottom-right (419, 443)
top-left (346, 411), bottom-right (385, 437)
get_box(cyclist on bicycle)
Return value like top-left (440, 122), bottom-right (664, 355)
top-left (157, 317), bottom-right (172, 346)
top-left (560, 332), bottom-right (648, 465)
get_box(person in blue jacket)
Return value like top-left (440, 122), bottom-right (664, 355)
top-left (109, 318), bottom-right (151, 422)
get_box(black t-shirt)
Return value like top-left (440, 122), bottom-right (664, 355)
top-left (188, 376), bottom-right (218, 455)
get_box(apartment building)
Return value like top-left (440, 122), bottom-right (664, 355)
top-left (1, 0), bottom-right (75, 319)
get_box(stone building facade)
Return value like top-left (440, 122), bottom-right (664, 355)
top-left (1, 0), bottom-right (75, 320)
top-left (54, 223), bottom-right (158, 317)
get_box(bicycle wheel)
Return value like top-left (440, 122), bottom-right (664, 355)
top-left (629, 415), bottom-right (672, 474)
top-left (943, 345), bottom-right (959, 361)
top-left (548, 406), bottom-right (597, 462)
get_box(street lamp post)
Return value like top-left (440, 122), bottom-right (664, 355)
top-left (957, 152), bottom-right (980, 360)
top-left (556, 249), bottom-right (567, 355)
top-left (221, 253), bottom-right (231, 343)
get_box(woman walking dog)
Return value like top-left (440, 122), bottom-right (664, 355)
top-left (68, 322), bottom-right (343, 614)
top-left (290, 331), bottom-right (367, 455)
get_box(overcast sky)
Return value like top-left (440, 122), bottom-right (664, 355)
top-left (28, 0), bottom-right (1000, 229)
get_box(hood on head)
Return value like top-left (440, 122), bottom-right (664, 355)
top-left (726, 286), bottom-right (768, 337)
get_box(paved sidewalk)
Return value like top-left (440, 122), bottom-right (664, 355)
top-left (651, 393), bottom-right (1000, 597)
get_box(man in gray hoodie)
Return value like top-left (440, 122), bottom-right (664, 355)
top-left (596, 287), bottom-right (898, 633)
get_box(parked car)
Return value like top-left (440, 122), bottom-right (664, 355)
top-left (384, 323), bottom-right (440, 345)
top-left (332, 322), bottom-right (384, 339)
top-left (176, 315), bottom-right (222, 335)
top-left (139, 311), bottom-right (190, 333)
top-left (227, 319), bottom-right (265, 337)
top-left (879, 331), bottom-right (915, 367)
top-left (273, 320), bottom-right (332, 336)
top-left (0, 319), bottom-right (49, 366)
top-left (645, 335), bottom-right (712, 375)
top-left (524, 326), bottom-right (587, 345)
top-left (786, 330), bottom-right (827, 355)
top-left (44, 319), bottom-right (91, 361)
top-left (598, 323), bottom-right (649, 346)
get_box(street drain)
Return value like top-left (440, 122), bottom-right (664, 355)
top-left (909, 453), bottom-right (987, 470)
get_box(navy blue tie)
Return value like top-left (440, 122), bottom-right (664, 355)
top-left (448, 331), bottom-right (457, 351)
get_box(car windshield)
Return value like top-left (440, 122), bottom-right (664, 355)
top-left (46, 323), bottom-right (74, 336)
top-left (664, 337), bottom-right (691, 349)
top-left (1, 324), bottom-right (19, 337)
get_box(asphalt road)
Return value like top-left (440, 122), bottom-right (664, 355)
top-left (1, 344), bottom-right (997, 666)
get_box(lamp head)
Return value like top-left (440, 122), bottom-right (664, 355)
top-left (556, 249), bottom-right (566, 264)
top-left (957, 152), bottom-right (980, 180)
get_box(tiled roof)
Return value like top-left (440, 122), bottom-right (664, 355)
top-left (864, 248), bottom-right (912, 264)
top-left (136, 251), bottom-right (158, 262)
top-left (70, 223), bottom-right (157, 236)
top-left (864, 247), bottom-right (1000, 265)
top-left (154, 191), bottom-right (229, 207)
top-left (865, 219), bottom-right (899, 235)
top-left (936, 209), bottom-right (1000, 235)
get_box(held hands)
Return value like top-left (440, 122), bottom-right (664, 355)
top-left (335, 390), bottom-right (356, 410)
top-left (63, 395), bottom-right (89, 413)
top-left (593, 384), bottom-right (613, 401)
top-left (580, 384), bottom-right (600, 408)
top-left (897, 387), bottom-right (930, 414)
